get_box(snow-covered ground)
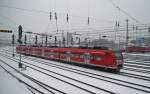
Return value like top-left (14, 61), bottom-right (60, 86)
top-left (0, 66), bottom-right (33, 94)
top-left (0, 46), bottom-right (150, 94)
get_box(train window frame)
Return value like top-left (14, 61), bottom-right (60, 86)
top-left (114, 52), bottom-right (123, 60)
top-left (86, 55), bottom-right (91, 60)
top-left (64, 51), bottom-right (72, 57)
top-left (95, 55), bottom-right (101, 61)
top-left (80, 55), bottom-right (84, 58)
top-left (83, 54), bottom-right (93, 60)
top-left (60, 53), bottom-right (64, 57)
top-left (90, 56), bottom-right (93, 60)
top-left (72, 54), bottom-right (79, 58)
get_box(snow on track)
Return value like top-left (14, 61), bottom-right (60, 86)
top-left (0, 46), bottom-right (150, 94)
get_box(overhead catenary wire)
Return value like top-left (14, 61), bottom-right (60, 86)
top-left (0, 5), bottom-right (117, 37)
top-left (107, 0), bottom-right (147, 26)
top-left (0, 13), bottom-right (147, 35)
top-left (0, 4), bottom-right (115, 24)
top-left (0, 2), bottom-right (149, 42)
top-left (1, 3), bottom-right (149, 27)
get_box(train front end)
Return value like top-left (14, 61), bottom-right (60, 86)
top-left (113, 51), bottom-right (124, 72)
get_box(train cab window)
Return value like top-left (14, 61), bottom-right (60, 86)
top-left (95, 56), bottom-right (101, 61)
top-left (114, 52), bottom-right (123, 60)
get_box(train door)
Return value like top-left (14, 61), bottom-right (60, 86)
top-left (84, 53), bottom-right (91, 64)
top-left (50, 50), bottom-right (54, 58)
top-left (66, 51), bottom-right (71, 62)
top-left (41, 48), bottom-right (45, 57)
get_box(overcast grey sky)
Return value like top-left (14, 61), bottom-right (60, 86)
top-left (0, 0), bottom-right (150, 39)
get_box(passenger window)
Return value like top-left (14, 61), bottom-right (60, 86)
top-left (74, 54), bottom-right (79, 58)
top-left (87, 55), bottom-right (91, 60)
top-left (70, 54), bottom-right (73, 57)
top-left (90, 56), bottom-right (93, 60)
top-left (95, 56), bottom-right (101, 61)
top-left (65, 51), bottom-right (72, 57)
top-left (80, 55), bottom-right (84, 58)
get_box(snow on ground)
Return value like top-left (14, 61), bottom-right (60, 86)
top-left (123, 52), bottom-right (150, 61)
top-left (0, 46), bottom-right (150, 94)
top-left (0, 66), bottom-right (33, 94)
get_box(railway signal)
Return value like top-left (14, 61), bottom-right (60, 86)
top-left (12, 34), bottom-right (15, 44)
top-left (88, 16), bottom-right (90, 25)
top-left (62, 36), bottom-right (65, 47)
top-left (24, 34), bottom-right (27, 44)
top-left (12, 34), bottom-right (15, 57)
top-left (17, 25), bottom-right (23, 44)
top-left (76, 37), bottom-right (80, 46)
top-left (54, 36), bottom-right (57, 46)
top-left (126, 19), bottom-right (129, 52)
top-left (67, 13), bottom-right (69, 23)
top-left (35, 35), bottom-right (38, 45)
top-left (17, 25), bottom-right (23, 68)
top-left (50, 12), bottom-right (52, 21)
top-left (71, 37), bottom-right (74, 46)
top-left (45, 35), bottom-right (48, 46)
top-left (55, 12), bottom-right (57, 21)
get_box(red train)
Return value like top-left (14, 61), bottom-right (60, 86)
top-left (127, 46), bottom-right (150, 53)
top-left (16, 45), bottom-right (124, 72)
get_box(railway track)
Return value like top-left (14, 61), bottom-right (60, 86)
top-left (123, 67), bottom-right (150, 74)
top-left (3, 49), bottom-right (150, 80)
top-left (0, 65), bottom-right (45, 94)
top-left (125, 61), bottom-right (150, 66)
top-left (0, 52), bottom-right (115, 94)
top-left (0, 51), bottom-right (150, 93)
top-left (124, 63), bottom-right (150, 70)
top-left (119, 72), bottom-right (150, 81)
top-left (124, 53), bottom-right (150, 61)
top-left (124, 59), bottom-right (150, 63)
top-left (24, 56), bottom-right (150, 89)
top-left (0, 59), bottom-right (64, 94)
top-left (123, 60), bottom-right (150, 74)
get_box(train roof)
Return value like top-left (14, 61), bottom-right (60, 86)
top-left (18, 45), bottom-right (116, 54)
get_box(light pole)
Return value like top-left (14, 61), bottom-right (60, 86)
top-left (18, 25), bottom-right (23, 68)
top-left (118, 35), bottom-right (121, 50)
top-left (59, 40), bottom-right (61, 61)
top-left (24, 31), bottom-right (32, 55)
top-left (12, 34), bottom-right (15, 57)
top-left (126, 19), bottom-right (129, 52)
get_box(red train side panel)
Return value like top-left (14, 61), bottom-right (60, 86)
top-left (16, 46), bottom-right (124, 72)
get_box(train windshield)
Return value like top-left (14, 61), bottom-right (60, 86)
top-left (114, 51), bottom-right (123, 60)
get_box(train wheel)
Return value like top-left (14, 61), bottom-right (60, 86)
top-left (111, 66), bottom-right (121, 73)
top-left (115, 65), bottom-right (122, 73)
